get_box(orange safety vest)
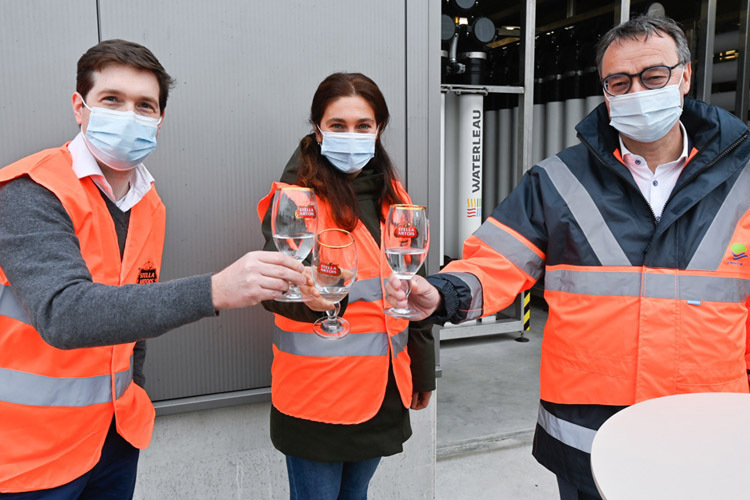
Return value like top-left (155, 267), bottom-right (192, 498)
top-left (0, 145), bottom-right (165, 492)
top-left (257, 181), bottom-right (413, 424)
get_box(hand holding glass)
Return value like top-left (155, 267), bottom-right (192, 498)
top-left (312, 229), bottom-right (357, 339)
top-left (384, 204), bottom-right (429, 318)
top-left (271, 187), bottom-right (317, 302)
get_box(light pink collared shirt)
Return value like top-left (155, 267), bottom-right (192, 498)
top-left (619, 121), bottom-right (689, 220)
top-left (67, 132), bottom-right (155, 213)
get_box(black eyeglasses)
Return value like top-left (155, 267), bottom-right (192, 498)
top-left (601, 62), bottom-right (683, 96)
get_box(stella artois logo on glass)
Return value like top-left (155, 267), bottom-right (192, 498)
top-left (295, 205), bottom-right (316, 219)
top-left (318, 262), bottom-right (341, 276)
top-left (394, 224), bottom-right (418, 238)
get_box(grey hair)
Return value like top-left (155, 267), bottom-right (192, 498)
top-left (596, 15), bottom-right (691, 73)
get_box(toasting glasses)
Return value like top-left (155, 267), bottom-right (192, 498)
top-left (384, 204), bottom-right (429, 318)
top-left (271, 187), bottom-right (318, 302)
top-left (312, 229), bottom-right (358, 339)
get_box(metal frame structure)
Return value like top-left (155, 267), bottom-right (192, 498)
top-left (695, 0), bottom-right (716, 102)
top-left (438, 0), bottom-right (636, 341)
top-left (695, 0), bottom-right (750, 123)
top-left (737, 0), bottom-right (750, 120)
top-left (438, 1), bottom-right (535, 340)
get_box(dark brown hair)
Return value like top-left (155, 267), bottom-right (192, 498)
top-left (296, 72), bottom-right (404, 231)
top-left (76, 39), bottom-right (175, 112)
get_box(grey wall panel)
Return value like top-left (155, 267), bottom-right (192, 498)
top-left (97, 0), bottom-right (407, 400)
top-left (0, 0), bottom-right (98, 167)
top-left (406, 0), bottom-right (441, 273)
top-left (406, 0), bottom-right (441, 369)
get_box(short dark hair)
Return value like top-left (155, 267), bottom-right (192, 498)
top-left (596, 15), bottom-right (691, 74)
top-left (76, 39), bottom-right (175, 112)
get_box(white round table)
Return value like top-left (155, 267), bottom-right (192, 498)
top-left (590, 392), bottom-right (750, 500)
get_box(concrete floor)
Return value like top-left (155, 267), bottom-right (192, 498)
top-left (435, 298), bottom-right (559, 499)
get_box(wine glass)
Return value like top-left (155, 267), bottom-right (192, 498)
top-left (384, 204), bottom-right (429, 318)
top-left (271, 187), bottom-right (317, 302)
top-left (312, 229), bottom-right (358, 339)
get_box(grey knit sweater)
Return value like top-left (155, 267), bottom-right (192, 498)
top-left (0, 175), bottom-right (217, 386)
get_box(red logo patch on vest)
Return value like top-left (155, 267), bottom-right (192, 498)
top-left (137, 261), bottom-right (158, 284)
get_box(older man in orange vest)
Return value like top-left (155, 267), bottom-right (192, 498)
top-left (388, 15), bottom-right (750, 500)
top-left (0, 40), bottom-right (305, 498)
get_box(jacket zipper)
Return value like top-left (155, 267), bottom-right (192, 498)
top-left (582, 140), bottom-right (660, 228)
top-left (582, 131), bottom-right (749, 231)
top-left (662, 131), bottom-right (748, 207)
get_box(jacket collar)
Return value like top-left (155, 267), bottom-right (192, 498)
top-left (575, 97), bottom-right (750, 238)
top-left (576, 98), bottom-right (746, 167)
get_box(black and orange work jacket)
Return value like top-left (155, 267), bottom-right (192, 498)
top-left (429, 98), bottom-right (750, 493)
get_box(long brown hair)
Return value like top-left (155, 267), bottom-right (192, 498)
top-left (296, 73), bottom-right (404, 231)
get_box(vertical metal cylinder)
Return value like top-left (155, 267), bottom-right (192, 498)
top-left (439, 91), bottom-right (446, 266)
top-left (563, 98), bottom-right (585, 148)
top-left (582, 61), bottom-right (603, 115)
top-left (532, 103), bottom-right (546, 165)
top-left (533, 41), bottom-right (547, 167)
top-left (714, 31), bottom-right (739, 53)
top-left (483, 97), bottom-right (498, 219)
top-left (510, 103), bottom-right (519, 198)
top-left (456, 93), bottom-right (484, 249)
top-left (585, 95), bottom-right (605, 114)
top-left (443, 91), bottom-right (459, 260)
top-left (542, 32), bottom-right (564, 159)
top-left (497, 99), bottom-right (512, 209)
top-left (544, 100), bottom-right (564, 157)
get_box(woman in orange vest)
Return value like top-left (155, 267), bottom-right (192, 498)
top-left (258, 73), bottom-right (435, 500)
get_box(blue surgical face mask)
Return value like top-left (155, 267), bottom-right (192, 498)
top-left (606, 74), bottom-right (684, 143)
top-left (80, 95), bottom-right (161, 171)
top-left (318, 126), bottom-right (377, 174)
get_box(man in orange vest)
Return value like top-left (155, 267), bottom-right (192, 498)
top-left (388, 15), bottom-right (750, 500)
top-left (0, 40), bottom-right (305, 498)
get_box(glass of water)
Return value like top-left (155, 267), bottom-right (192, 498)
top-left (312, 229), bottom-right (357, 339)
top-left (271, 187), bottom-right (317, 302)
top-left (384, 204), bottom-right (429, 318)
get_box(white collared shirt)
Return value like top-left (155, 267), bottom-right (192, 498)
top-left (67, 132), bottom-right (155, 212)
top-left (619, 121), bottom-right (689, 221)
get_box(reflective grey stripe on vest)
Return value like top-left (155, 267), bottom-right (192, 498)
top-left (0, 283), bottom-right (31, 325)
top-left (274, 327), bottom-right (388, 357)
top-left (537, 156), bottom-right (630, 266)
top-left (390, 328), bottom-right (409, 357)
top-left (545, 269), bottom-right (642, 297)
top-left (473, 220), bottom-right (544, 280)
top-left (348, 277), bottom-right (382, 304)
top-left (0, 356), bottom-right (133, 407)
top-left (688, 163), bottom-right (750, 270)
top-left (449, 271), bottom-right (484, 321)
top-left (537, 404), bottom-right (596, 454)
top-left (546, 268), bottom-right (750, 303)
top-left (643, 273), bottom-right (750, 302)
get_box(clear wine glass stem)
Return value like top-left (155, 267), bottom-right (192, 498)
top-left (323, 303), bottom-right (341, 331)
top-left (402, 278), bottom-right (412, 302)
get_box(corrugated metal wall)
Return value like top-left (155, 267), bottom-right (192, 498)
top-left (0, 0), bottom-right (439, 403)
top-left (0, 0), bottom-right (97, 163)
